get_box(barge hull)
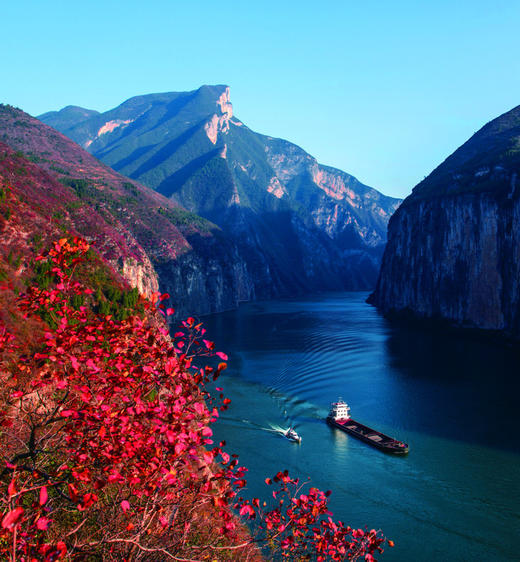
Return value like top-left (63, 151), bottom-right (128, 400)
top-left (327, 417), bottom-right (409, 454)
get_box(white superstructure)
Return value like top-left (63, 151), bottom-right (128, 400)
top-left (328, 398), bottom-right (351, 421)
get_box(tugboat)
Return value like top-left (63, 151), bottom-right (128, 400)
top-left (284, 427), bottom-right (302, 443)
top-left (326, 399), bottom-right (408, 454)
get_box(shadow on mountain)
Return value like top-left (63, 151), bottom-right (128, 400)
top-left (131, 121), bottom-right (208, 179)
top-left (149, 91), bottom-right (199, 132)
top-left (108, 144), bottom-right (157, 172)
top-left (335, 225), bottom-right (369, 251)
top-left (156, 148), bottom-right (223, 198)
top-left (226, 207), bottom-right (380, 294)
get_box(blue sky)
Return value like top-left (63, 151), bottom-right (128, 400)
top-left (3, 1), bottom-right (520, 199)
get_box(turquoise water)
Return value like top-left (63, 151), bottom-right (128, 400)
top-left (202, 293), bottom-right (520, 561)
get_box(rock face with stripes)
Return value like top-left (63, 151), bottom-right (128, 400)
top-left (369, 104), bottom-right (520, 338)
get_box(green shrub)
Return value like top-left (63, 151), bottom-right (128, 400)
top-left (121, 287), bottom-right (139, 308)
top-left (33, 260), bottom-right (54, 289)
top-left (71, 294), bottom-right (85, 310)
top-left (59, 178), bottom-right (97, 199)
top-left (50, 164), bottom-right (69, 175)
top-left (97, 301), bottom-right (111, 316)
top-left (123, 182), bottom-right (140, 197)
top-left (7, 252), bottom-right (21, 268)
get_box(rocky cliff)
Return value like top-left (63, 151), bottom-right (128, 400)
top-left (40, 85), bottom-right (401, 295)
top-left (370, 104), bottom-right (520, 338)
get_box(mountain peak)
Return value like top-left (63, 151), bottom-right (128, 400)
top-left (216, 86), bottom-right (232, 117)
top-left (196, 84), bottom-right (230, 95)
top-left (203, 86), bottom-right (233, 144)
top-left (37, 105), bottom-right (100, 131)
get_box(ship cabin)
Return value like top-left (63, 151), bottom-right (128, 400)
top-left (328, 399), bottom-right (351, 421)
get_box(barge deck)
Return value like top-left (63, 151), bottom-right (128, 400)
top-left (327, 398), bottom-right (409, 454)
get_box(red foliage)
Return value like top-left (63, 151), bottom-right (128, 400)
top-left (240, 471), bottom-right (387, 560)
top-left (0, 236), bottom-right (389, 560)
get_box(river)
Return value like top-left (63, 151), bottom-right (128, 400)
top-left (201, 293), bottom-right (520, 561)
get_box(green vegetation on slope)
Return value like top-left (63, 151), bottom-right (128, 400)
top-left (409, 104), bottom-right (520, 201)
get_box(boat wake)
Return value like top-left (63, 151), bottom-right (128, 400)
top-left (217, 416), bottom-right (302, 442)
top-left (268, 423), bottom-right (292, 437)
top-left (218, 416), bottom-right (297, 437)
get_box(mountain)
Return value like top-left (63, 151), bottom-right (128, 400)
top-left (0, 103), bottom-right (253, 317)
top-left (40, 85), bottom-right (401, 295)
top-left (38, 105), bottom-right (100, 131)
top-left (369, 104), bottom-right (520, 338)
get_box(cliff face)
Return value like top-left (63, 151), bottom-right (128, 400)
top-left (40, 85), bottom-right (400, 295)
top-left (370, 104), bottom-right (520, 338)
top-left (155, 233), bottom-right (254, 318)
top-left (264, 139), bottom-right (397, 249)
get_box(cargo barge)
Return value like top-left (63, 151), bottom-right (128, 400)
top-left (326, 399), bottom-right (409, 454)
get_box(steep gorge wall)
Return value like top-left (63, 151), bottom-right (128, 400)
top-left (155, 235), bottom-right (255, 318)
top-left (370, 190), bottom-right (520, 337)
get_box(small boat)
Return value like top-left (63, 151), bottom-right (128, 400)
top-left (284, 427), bottom-right (302, 443)
top-left (326, 398), bottom-right (408, 454)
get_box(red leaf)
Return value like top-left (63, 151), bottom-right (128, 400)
top-left (36, 517), bottom-right (50, 530)
top-left (7, 479), bottom-right (16, 497)
top-left (194, 402), bottom-right (206, 415)
top-left (2, 507), bottom-right (24, 529)
top-left (68, 484), bottom-right (79, 501)
top-left (239, 504), bottom-right (255, 518)
top-left (121, 500), bottom-right (130, 513)
top-left (39, 486), bottom-right (48, 506)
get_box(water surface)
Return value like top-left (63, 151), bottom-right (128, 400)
top-left (202, 293), bottom-right (520, 561)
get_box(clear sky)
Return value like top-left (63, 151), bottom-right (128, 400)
top-left (3, 0), bottom-right (520, 199)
